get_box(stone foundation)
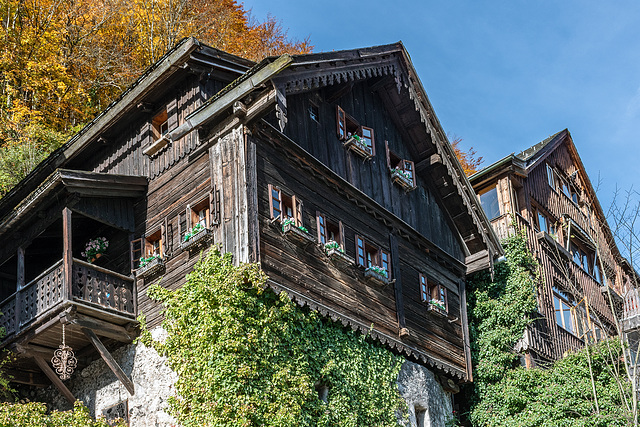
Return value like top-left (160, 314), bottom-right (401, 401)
top-left (397, 360), bottom-right (453, 427)
top-left (31, 328), bottom-right (177, 426)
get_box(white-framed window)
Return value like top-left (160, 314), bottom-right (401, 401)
top-left (553, 287), bottom-right (575, 335)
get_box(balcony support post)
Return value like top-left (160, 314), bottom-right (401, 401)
top-left (82, 327), bottom-right (135, 395)
top-left (63, 207), bottom-right (73, 302)
top-left (32, 354), bottom-right (76, 405)
top-left (15, 246), bottom-right (24, 330)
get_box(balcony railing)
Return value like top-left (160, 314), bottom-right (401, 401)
top-left (0, 258), bottom-right (135, 339)
top-left (624, 289), bottom-right (640, 331)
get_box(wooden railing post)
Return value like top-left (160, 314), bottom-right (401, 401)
top-left (15, 246), bottom-right (24, 329)
top-left (63, 208), bottom-right (73, 302)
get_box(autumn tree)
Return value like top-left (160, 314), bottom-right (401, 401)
top-left (0, 0), bottom-right (311, 196)
top-left (449, 134), bottom-right (483, 176)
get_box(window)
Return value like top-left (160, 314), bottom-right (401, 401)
top-left (546, 164), bottom-right (556, 189)
top-left (190, 198), bottom-right (211, 229)
top-left (553, 287), bottom-right (575, 334)
top-left (478, 186), bottom-right (500, 220)
top-left (145, 229), bottom-right (163, 258)
top-left (355, 235), bottom-right (390, 278)
top-left (269, 185), bottom-right (302, 226)
top-left (386, 141), bottom-right (416, 187)
top-left (308, 102), bottom-right (319, 123)
top-left (535, 209), bottom-right (557, 236)
top-left (336, 105), bottom-right (375, 155)
top-left (420, 273), bottom-right (447, 311)
top-left (152, 109), bottom-right (169, 141)
top-left (570, 239), bottom-right (593, 275)
top-left (317, 213), bottom-right (343, 247)
top-left (336, 106), bottom-right (360, 140)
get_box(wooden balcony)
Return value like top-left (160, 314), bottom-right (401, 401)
top-left (0, 259), bottom-right (135, 339)
top-left (490, 213), bottom-right (528, 241)
top-left (624, 289), bottom-right (640, 331)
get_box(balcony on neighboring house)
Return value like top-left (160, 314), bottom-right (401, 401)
top-left (0, 169), bottom-right (147, 403)
top-left (624, 289), bottom-right (640, 332)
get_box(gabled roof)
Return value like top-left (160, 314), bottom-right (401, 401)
top-left (1, 39), bottom-right (502, 269)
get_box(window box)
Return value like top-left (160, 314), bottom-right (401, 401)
top-left (180, 226), bottom-right (212, 251)
top-left (364, 267), bottom-right (391, 286)
top-left (324, 241), bottom-right (354, 265)
top-left (282, 220), bottom-right (315, 245)
top-left (390, 168), bottom-right (415, 191)
top-left (136, 256), bottom-right (164, 278)
top-left (427, 300), bottom-right (447, 317)
top-left (344, 135), bottom-right (373, 160)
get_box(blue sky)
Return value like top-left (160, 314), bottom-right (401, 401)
top-left (245, 0), bottom-right (640, 211)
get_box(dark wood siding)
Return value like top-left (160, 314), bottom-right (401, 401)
top-left (281, 83), bottom-right (464, 261)
top-left (256, 135), bottom-right (467, 375)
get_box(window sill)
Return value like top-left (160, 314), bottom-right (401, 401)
top-left (180, 228), bottom-right (212, 251)
top-left (143, 135), bottom-right (170, 157)
top-left (427, 303), bottom-right (447, 317)
top-left (282, 222), bottom-right (315, 245)
top-left (343, 137), bottom-right (373, 160)
top-left (325, 246), bottom-right (354, 265)
top-left (136, 257), bottom-right (165, 278)
top-left (363, 267), bottom-right (391, 286)
top-left (390, 170), bottom-right (415, 191)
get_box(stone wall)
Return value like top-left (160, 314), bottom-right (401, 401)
top-left (397, 360), bottom-right (454, 427)
top-left (31, 328), bottom-right (177, 426)
top-left (28, 332), bottom-right (453, 426)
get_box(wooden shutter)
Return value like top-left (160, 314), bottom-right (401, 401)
top-left (380, 249), bottom-right (390, 279)
top-left (167, 99), bottom-right (178, 131)
top-left (317, 213), bottom-right (326, 244)
top-left (186, 205), bottom-right (192, 231)
top-left (355, 235), bottom-right (365, 267)
top-left (130, 238), bottom-right (142, 271)
top-left (419, 273), bottom-right (428, 302)
top-left (442, 287), bottom-right (448, 312)
top-left (338, 220), bottom-right (345, 249)
top-left (292, 195), bottom-right (303, 227)
top-left (336, 106), bottom-right (346, 140)
top-left (385, 140), bottom-right (391, 169)
top-left (161, 218), bottom-right (168, 258)
top-left (403, 160), bottom-right (415, 187)
top-left (268, 184), bottom-right (281, 220)
top-left (361, 126), bottom-right (375, 155)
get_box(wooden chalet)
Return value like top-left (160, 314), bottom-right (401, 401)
top-left (470, 129), bottom-right (637, 366)
top-left (0, 38), bottom-right (501, 403)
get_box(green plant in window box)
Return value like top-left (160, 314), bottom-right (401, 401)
top-left (139, 254), bottom-right (160, 268)
top-left (391, 168), bottom-right (412, 181)
top-left (428, 298), bottom-right (446, 312)
top-left (183, 223), bottom-right (206, 242)
top-left (367, 265), bottom-right (388, 278)
top-left (324, 241), bottom-right (343, 252)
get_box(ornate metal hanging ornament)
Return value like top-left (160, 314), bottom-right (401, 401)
top-left (51, 323), bottom-right (77, 380)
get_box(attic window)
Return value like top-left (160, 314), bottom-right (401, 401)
top-left (337, 105), bottom-right (375, 158)
top-left (309, 102), bottom-right (319, 123)
top-left (386, 141), bottom-right (415, 189)
top-left (478, 186), bottom-right (500, 220)
top-left (152, 109), bottom-right (169, 141)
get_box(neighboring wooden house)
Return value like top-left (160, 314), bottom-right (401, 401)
top-left (0, 38), bottom-right (501, 418)
top-left (470, 129), bottom-right (636, 366)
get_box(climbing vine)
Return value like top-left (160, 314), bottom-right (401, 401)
top-left (0, 400), bottom-right (117, 426)
top-left (139, 249), bottom-right (406, 426)
top-left (466, 230), bottom-right (630, 426)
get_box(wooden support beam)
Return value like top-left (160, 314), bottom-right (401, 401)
top-left (1, 369), bottom-right (49, 387)
top-left (33, 355), bottom-right (76, 404)
top-left (15, 343), bottom-right (91, 367)
top-left (62, 312), bottom-right (135, 342)
top-left (62, 207), bottom-right (73, 302)
top-left (389, 232), bottom-right (407, 334)
top-left (82, 328), bottom-right (134, 395)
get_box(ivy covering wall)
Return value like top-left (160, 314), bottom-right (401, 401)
top-left (139, 249), bottom-right (407, 426)
top-left (466, 230), bottom-right (630, 426)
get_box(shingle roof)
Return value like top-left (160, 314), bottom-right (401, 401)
top-left (515, 129), bottom-right (566, 164)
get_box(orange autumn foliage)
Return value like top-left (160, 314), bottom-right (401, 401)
top-left (450, 135), bottom-right (483, 176)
